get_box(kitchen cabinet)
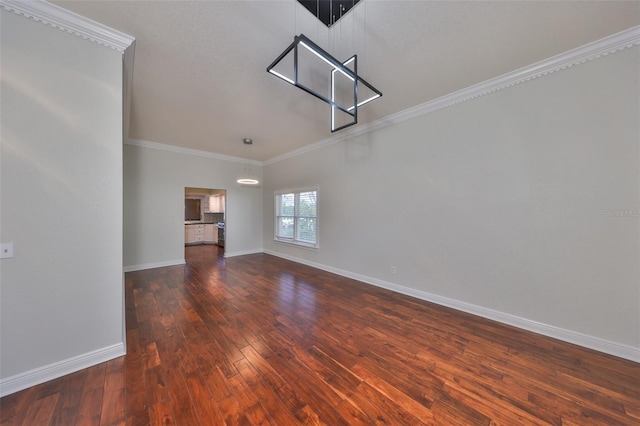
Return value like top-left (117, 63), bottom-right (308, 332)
top-left (185, 224), bottom-right (205, 245)
top-left (193, 225), bottom-right (204, 243)
top-left (204, 224), bottom-right (215, 243)
top-left (209, 195), bottom-right (225, 213)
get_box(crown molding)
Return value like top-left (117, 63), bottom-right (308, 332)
top-left (265, 25), bottom-right (640, 166)
top-left (123, 42), bottom-right (136, 139)
top-left (126, 138), bottom-right (263, 166)
top-left (0, 0), bottom-right (134, 53)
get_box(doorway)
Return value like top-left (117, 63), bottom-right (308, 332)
top-left (184, 187), bottom-right (226, 256)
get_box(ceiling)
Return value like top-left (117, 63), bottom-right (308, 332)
top-left (52, 0), bottom-right (639, 162)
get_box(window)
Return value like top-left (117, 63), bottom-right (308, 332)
top-left (185, 198), bottom-right (201, 221)
top-left (275, 188), bottom-right (318, 248)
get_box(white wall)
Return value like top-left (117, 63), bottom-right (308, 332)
top-left (0, 11), bottom-right (125, 391)
top-left (123, 143), bottom-right (263, 270)
top-left (263, 46), bottom-right (640, 358)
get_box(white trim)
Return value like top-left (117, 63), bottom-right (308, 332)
top-left (125, 138), bottom-right (262, 166)
top-left (0, 0), bottom-right (136, 146)
top-left (0, 343), bottom-right (125, 397)
top-left (264, 25), bottom-right (640, 166)
top-left (274, 185), bottom-right (319, 196)
top-left (224, 248), bottom-right (264, 258)
top-left (273, 239), bottom-right (319, 251)
top-left (121, 273), bottom-right (127, 359)
top-left (117, 25), bottom-right (637, 167)
top-left (6, 1), bottom-right (632, 167)
top-left (123, 41), bottom-right (136, 140)
top-left (123, 259), bottom-right (185, 273)
top-left (0, 0), bottom-right (135, 53)
top-left (263, 250), bottom-right (640, 363)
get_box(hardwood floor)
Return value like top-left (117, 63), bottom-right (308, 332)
top-left (2, 245), bottom-right (639, 425)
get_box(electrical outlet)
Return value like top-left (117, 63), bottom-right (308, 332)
top-left (391, 266), bottom-right (396, 274)
top-left (1, 243), bottom-right (14, 259)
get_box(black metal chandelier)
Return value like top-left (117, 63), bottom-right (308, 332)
top-left (267, 34), bottom-right (382, 132)
top-left (267, 1), bottom-right (381, 132)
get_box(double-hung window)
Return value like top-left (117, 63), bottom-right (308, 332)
top-left (275, 188), bottom-right (318, 248)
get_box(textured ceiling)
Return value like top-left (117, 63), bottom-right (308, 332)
top-left (52, 0), bottom-right (640, 162)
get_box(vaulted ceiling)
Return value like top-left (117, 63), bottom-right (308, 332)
top-left (52, 0), bottom-right (639, 162)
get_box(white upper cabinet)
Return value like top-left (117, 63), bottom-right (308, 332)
top-left (209, 195), bottom-right (225, 213)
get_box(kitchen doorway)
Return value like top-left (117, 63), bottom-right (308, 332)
top-left (184, 187), bottom-right (226, 256)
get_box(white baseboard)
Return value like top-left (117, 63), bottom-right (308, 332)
top-left (224, 248), bottom-right (264, 258)
top-left (0, 343), bottom-right (126, 397)
top-left (123, 259), bottom-right (185, 272)
top-left (263, 250), bottom-right (640, 363)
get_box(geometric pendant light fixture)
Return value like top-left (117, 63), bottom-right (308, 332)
top-left (267, 1), bottom-right (381, 132)
top-left (267, 34), bottom-right (382, 132)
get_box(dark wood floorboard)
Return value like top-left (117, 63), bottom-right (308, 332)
top-left (2, 244), bottom-right (639, 425)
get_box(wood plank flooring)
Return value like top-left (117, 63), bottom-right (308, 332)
top-left (1, 244), bottom-right (639, 425)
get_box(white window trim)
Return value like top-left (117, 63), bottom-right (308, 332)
top-left (274, 186), bottom-right (319, 249)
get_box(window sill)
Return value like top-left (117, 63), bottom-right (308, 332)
top-left (274, 239), bottom-right (319, 251)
